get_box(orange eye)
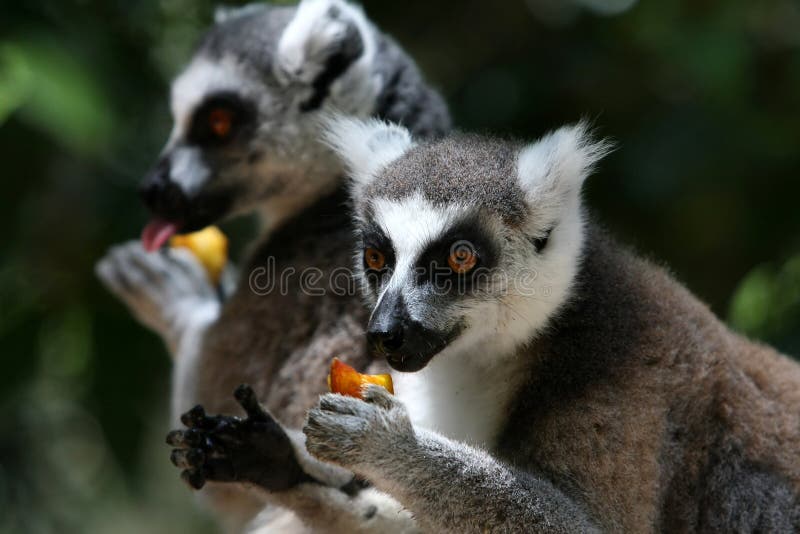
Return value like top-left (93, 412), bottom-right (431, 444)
top-left (208, 108), bottom-right (233, 138)
top-left (364, 247), bottom-right (386, 271)
top-left (447, 244), bottom-right (478, 274)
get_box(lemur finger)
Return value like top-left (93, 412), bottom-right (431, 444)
top-left (305, 408), bottom-right (367, 436)
top-left (180, 405), bottom-right (208, 428)
top-left (362, 384), bottom-right (398, 410)
top-left (109, 244), bottom-right (158, 289)
top-left (124, 246), bottom-right (169, 287)
top-left (319, 393), bottom-right (373, 417)
top-left (161, 249), bottom-right (214, 298)
top-left (162, 247), bottom-right (209, 283)
top-left (178, 406), bottom-right (232, 434)
top-left (181, 468), bottom-right (206, 490)
top-left (96, 253), bottom-right (137, 296)
top-left (170, 448), bottom-right (205, 469)
top-left (233, 384), bottom-right (269, 421)
top-left (166, 429), bottom-right (200, 448)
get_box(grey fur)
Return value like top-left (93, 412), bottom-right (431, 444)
top-left (365, 135), bottom-right (527, 225)
top-left (200, 5), bottom-right (291, 74)
top-left (370, 34), bottom-right (450, 139)
top-left (305, 386), bottom-right (598, 533)
top-left (303, 128), bottom-right (800, 532)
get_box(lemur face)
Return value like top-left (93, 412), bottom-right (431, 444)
top-left (326, 118), bottom-right (609, 371)
top-left (140, 0), bottom-right (379, 250)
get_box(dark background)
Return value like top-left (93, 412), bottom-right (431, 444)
top-left (1, 0), bottom-right (799, 532)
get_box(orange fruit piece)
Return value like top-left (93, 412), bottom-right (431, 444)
top-left (170, 226), bottom-right (228, 284)
top-left (327, 358), bottom-right (394, 399)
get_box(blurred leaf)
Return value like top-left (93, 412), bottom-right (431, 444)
top-left (729, 265), bottom-right (773, 335)
top-left (0, 39), bottom-right (114, 156)
top-left (39, 305), bottom-right (93, 381)
top-left (729, 255), bottom-right (800, 353)
top-left (0, 261), bottom-right (45, 339)
top-left (0, 44), bottom-right (33, 122)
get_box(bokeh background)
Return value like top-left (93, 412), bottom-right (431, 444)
top-left (2, 0), bottom-right (799, 532)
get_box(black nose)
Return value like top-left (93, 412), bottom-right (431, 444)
top-left (139, 159), bottom-right (188, 220)
top-left (367, 322), bottom-right (405, 353)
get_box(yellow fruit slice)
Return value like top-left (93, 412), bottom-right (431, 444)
top-left (328, 358), bottom-right (394, 399)
top-left (170, 226), bottom-right (228, 284)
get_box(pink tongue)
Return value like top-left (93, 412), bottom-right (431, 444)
top-left (141, 218), bottom-right (180, 252)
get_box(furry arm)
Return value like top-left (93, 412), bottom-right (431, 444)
top-left (304, 386), bottom-right (599, 533)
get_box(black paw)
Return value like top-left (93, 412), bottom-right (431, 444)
top-left (166, 384), bottom-right (313, 491)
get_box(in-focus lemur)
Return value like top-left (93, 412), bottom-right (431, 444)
top-left (170, 117), bottom-right (800, 532)
top-left (97, 1), bottom-right (449, 531)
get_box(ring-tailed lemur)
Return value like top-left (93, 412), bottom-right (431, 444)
top-left (96, 1), bottom-right (449, 532)
top-left (170, 117), bottom-right (800, 532)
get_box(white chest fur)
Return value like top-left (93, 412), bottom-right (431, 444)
top-left (392, 347), bottom-right (528, 449)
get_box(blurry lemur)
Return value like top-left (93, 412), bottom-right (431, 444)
top-left (97, 1), bottom-right (448, 532)
top-left (171, 117), bottom-right (800, 532)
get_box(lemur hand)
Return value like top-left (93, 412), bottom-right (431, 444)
top-left (303, 385), bottom-right (415, 471)
top-left (95, 240), bottom-right (221, 349)
top-left (167, 385), bottom-right (314, 491)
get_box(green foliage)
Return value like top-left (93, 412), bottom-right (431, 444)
top-left (0, 39), bottom-right (114, 156)
top-left (729, 255), bottom-right (800, 354)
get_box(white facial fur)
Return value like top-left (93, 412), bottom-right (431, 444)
top-left (365, 195), bottom-right (533, 446)
top-left (168, 146), bottom-right (210, 195)
top-left (169, 56), bottom-right (254, 143)
top-left (364, 192), bottom-right (582, 446)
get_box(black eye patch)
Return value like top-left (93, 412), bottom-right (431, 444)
top-left (187, 91), bottom-right (256, 147)
top-left (359, 224), bottom-right (395, 286)
top-left (414, 219), bottom-right (498, 290)
top-left (530, 227), bottom-right (553, 253)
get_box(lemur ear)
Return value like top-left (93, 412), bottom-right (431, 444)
top-left (517, 121), bottom-right (611, 216)
top-left (276, 0), bottom-right (367, 110)
top-left (322, 115), bottom-right (414, 192)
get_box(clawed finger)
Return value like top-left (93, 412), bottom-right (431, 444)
top-left (362, 384), bottom-right (398, 410)
top-left (180, 405), bottom-right (208, 428)
top-left (319, 393), bottom-right (372, 417)
top-left (166, 428), bottom-right (204, 448)
top-left (181, 469), bottom-right (206, 490)
top-left (234, 384), bottom-right (270, 421)
top-left (305, 408), bottom-right (366, 436)
top-left (170, 448), bottom-right (205, 469)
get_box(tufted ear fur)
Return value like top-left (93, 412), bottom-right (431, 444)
top-left (322, 115), bottom-right (414, 193)
top-left (276, 0), bottom-right (369, 110)
top-left (516, 121), bottom-right (611, 224)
